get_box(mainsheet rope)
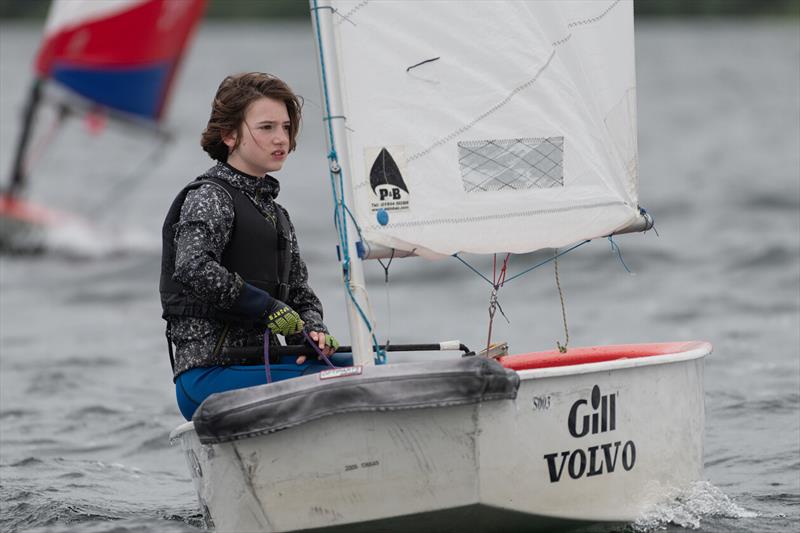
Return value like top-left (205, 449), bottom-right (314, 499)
top-left (554, 250), bottom-right (570, 353)
top-left (263, 330), bottom-right (336, 384)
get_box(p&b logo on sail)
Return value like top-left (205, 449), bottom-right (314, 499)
top-left (366, 147), bottom-right (410, 213)
top-left (543, 385), bottom-right (636, 483)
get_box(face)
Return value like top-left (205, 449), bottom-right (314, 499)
top-left (224, 97), bottom-right (291, 176)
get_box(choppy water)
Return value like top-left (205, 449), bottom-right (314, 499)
top-left (1, 19), bottom-right (798, 533)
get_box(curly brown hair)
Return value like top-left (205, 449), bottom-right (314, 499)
top-left (201, 73), bottom-right (302, 162)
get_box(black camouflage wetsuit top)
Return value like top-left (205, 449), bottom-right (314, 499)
top-left (169, 162), bottom-right (327, 378)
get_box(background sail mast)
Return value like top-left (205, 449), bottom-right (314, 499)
top-left (5, 79), bottom-right (43, 197)
top-left (310, 0), bottom-right (376, 366)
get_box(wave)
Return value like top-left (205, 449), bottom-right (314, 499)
top-left (8, 457), bottom-right (44, 467)
top-left (738, 192), bottom-right (800, 212)
top-left (0, 408), bottom-right (37, 420)
top-left (58, 357), bottom-right (120, 368)
top-left (632, 481), bottom-right (757, 531)
top-left (16, 516), bottom-right (205, 532)
top-left (719, 392), bottom-right (799, 415)
top-left (66, 406), bottom-right (126, 419)
top-left (125, 432), bottom-right (173, 455)
top-left (0, 478), bottom-right (203, 532)
top-left (728, 244), bottom-right (800, 270)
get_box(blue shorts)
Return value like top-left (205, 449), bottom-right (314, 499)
top-left (175, 353), bottom-right (354, 420)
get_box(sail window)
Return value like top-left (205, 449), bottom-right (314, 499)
top-left (457, 137), bottom-right (564, 193)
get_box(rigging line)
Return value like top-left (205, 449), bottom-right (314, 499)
top-left (329, 195), bottom-right (347, 258)
top-left (312, 2), bottom-right (336, 146)
top-left (376, 247), bottom-right (395, 347)
top-left (22, 104), bottom-right (69, 176)
top-left (607, 235), bottom-right (633, 274)
top-left (343, 279), bottom-right (385, 362)
top-left (639, 207), bottom-right (660, 237)
top-left (336, 156), bottom-right (351, 265)
top-left (554, 249), bottom-right (570, 353)
top-left (315, 1), bottom-right (382, 361)
top-left (453, 254), bottom-right (494, 286)
top-left (314, 2), bottom-right (379, 354)
top-left (329, 164), bottom-right (383, 360)
top-left (326, 149), bottom-right (350, 269)
top-left (485, 252), bottom-right (511, 355)
top-left (335, 193), bottom-right (384, 360)
top-left (330, 186), bottom-right (348, 241)
top-left (485, 299), bottom-right (496, 355)
top-left (93, 136), bottom-right (169, 221)
top-left (503, 239), bottom-right (591, 284)
top-left (493, 254), bottom-right (511, 324)
top-left (316, 0), bottom-right (349, 258)
top-left (454, 240), bottom-right (591, 288)
top-left (342, 203), bottom-right (366, 246)
top-left (498, 253), bottom-right (511, 287)
top-left (376, 247), bottom-right (395, 283)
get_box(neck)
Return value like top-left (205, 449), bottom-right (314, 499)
top-left (223, 160), bottom-right (264, 180)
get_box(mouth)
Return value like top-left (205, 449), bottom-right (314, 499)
top-left (271, 150), bottom-right (286, 160)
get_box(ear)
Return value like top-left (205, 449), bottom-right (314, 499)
top-left (222, 129), bottom-right (238, 150)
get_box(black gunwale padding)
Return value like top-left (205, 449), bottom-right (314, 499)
top-left (192, 357), bottom-right (520, 444)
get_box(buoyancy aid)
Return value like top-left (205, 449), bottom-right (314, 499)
top-left (159, 175), bottom-right (292, 326)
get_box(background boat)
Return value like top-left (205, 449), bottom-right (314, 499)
top-left (1, 0), bottom-right (205, 252)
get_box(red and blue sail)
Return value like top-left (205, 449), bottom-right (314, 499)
top-left (1, 0), bottom-right (206, 239)
top-left (35, 0), bottom-right (206, 123)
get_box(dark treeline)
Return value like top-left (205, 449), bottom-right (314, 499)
top-left (1, 0), bottom-right (798, 20)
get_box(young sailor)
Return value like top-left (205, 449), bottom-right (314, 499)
top-left (161, 72), bottom-right (339, 420)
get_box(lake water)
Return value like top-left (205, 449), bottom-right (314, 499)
top-left (1, 19), bottom-right (798, 533)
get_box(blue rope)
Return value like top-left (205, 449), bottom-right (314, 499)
top-left (313, 3), bottom-right (384, 363)
top-left (452, 240), bottom-right (591, 287)
top-left (312, 3), bottom-right (335, 145)
top-left (640, 206), bottom-right (660, 237)
top-left (453, 254), bottom-right (495, 286)
top-left (503, 240), bottom-right (591, 283)
top-left (607, 235), bottom-right (633, 273)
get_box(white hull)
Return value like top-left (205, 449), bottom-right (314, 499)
top-left (171, 344), bottom-right (708, 532)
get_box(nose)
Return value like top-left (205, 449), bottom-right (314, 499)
top-left (274, 128), bottom-right (288, 145)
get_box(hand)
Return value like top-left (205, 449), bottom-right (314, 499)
top-left (296, 331), bottom-right (339, 365)
top-left (264, 300), bottom-right (304, 337)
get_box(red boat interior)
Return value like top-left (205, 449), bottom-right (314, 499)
top-left (500, 341), bottom-right (708, 370)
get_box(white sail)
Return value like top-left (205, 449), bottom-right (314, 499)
top-left (324, 0), bottom-right (640, 257)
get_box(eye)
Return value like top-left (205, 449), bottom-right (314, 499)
top-left (261, 124), bottom-right (273, 130)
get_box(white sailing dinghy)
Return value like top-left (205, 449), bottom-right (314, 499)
top-left (170, 1), bottom-right (711, 531)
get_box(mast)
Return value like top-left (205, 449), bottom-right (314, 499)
top-left (5, 79), bottom-right (43, 197)
top-left (310, 0), bottom-right (376, 366)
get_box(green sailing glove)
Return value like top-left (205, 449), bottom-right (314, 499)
top-left (323, 333), bottom-right (340, 352)
top-left (264, 301), bottom-right (304, 337)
